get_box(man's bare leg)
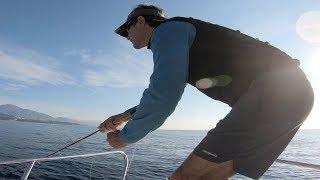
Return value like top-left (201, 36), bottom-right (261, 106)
top-left (169, 153), bottom-right (235, 180)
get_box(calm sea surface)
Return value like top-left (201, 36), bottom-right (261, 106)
top-left (0, 120), bottom-right (320, 179)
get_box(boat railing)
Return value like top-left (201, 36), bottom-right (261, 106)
top-left (0, 151), bottom-right (129, 180)
top-left (1, 151), bottom-right (320, 180)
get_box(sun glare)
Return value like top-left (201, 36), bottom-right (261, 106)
top-left (302, 50), bottom-right (320, 129)
top-left (296, 11), bottom-right (320, 43)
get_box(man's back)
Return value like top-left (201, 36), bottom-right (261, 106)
top-left (164, 16), bottom-right (299, 106)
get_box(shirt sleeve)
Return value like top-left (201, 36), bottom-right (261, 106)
top-left (119, 21), bottom-right (196, 143)
top-left (124, 106), bottom-right (137, 115)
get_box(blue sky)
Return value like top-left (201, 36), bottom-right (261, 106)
top-left (0, 0), bottom-right (319, 129)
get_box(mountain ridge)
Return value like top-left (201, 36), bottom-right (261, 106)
top-left (0, 104), bottom-right (81, 125)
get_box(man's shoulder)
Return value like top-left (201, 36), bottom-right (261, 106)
top-left (160, 17), bottom-right (194, 27)
top-left (150, 17), bottom-right (196, 50)
top-left (154, 18), bottom-right (195, 36)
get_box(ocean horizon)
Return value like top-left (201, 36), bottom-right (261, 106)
top-left (1, 120), bottom-right (320, 179)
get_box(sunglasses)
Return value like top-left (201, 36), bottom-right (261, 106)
top-left (126, 17), bottom-right (138, 30)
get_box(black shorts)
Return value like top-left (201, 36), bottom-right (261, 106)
top-left (193, 67), bottom-right (314, 179)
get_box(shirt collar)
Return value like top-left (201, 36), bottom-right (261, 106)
top-left (147, 31), bottom-right (154, 49)
top-left (147, 26), bottom-right (158, 49)
top-left (147, 38), bottom-right (152, 49)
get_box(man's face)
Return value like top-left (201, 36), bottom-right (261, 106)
top-left (126, 16), bottom-right (148, 49)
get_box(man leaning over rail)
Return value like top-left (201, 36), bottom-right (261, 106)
top-left (98, 4), bottom-right (314, 180)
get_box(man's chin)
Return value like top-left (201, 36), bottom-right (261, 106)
top-left (133, 44), bottom-right (143, 49)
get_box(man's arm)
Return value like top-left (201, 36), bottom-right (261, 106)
top-left (124, 105), bottom-right (138, 116)
top-left (119, 21), bottom-right (196, 143)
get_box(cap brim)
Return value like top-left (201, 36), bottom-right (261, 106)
top-left (116, 8), bottom-right (166, 38)
top-left (115, 22), bottom-right (128, 37)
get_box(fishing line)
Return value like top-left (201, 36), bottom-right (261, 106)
top-left (89, 158), bottom-right (94, 180)
top-left (43, 129), bottom-right (100, 178)
top-left (57, 126), bottom-right (96, 177)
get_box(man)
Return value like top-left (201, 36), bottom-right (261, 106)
top-left (98, 4), bottom-right (314, 179)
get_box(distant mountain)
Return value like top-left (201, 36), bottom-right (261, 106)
top-left (0, 112), bottom-right (16, 120)
top-left (0, 104), bottom-right (54, 121)
top-left (0, 104), bottom-right (80, 125)
top-left (55, 117), bottom-right (81, 124)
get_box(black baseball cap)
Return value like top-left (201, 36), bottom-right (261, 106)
top-left (115, 8), bottom-right (166, 37)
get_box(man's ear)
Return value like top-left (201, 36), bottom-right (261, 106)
top-left (137, 16), bottom-right (146, 25)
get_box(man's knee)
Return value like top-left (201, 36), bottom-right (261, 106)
top-left (200, 161), bottom-right (235, 180)
top-left (169, 153), bottom-right (235, 180)
top-left (170, 166), bottom-right (201, 180)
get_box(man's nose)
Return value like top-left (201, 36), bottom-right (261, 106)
top-left (126, 29), bottom-right (130, 40)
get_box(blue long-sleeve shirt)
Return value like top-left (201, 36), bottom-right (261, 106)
top-left (119, 21), bottom-right (196, 143)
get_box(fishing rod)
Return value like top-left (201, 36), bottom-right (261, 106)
top-left (45, 129), bottom-right (100, 157)
top-left (45, 108), bottom-right (136, 157)
top-left (10, 129), bottom-right (101, 176)
top-left (9, 110), bottom-right (136, 176)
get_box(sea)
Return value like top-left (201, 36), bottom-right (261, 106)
top-left (0, 120), bottom-right (319, 180)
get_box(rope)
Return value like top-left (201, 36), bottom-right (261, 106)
top-left (276, 159), bottom-right (320, 170)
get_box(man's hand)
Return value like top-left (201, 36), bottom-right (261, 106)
top-left (107, 130), bottom-right (126, 148)
top-left (98, 112), bottom-right (132, 132)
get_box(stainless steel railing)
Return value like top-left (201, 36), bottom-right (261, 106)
top-left (0, 151), bottom-right (129, 180)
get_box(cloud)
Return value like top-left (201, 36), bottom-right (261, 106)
top-left (0, 43), bottom-right (75, 88)
top-left (1, 83), bottom-right (28, 91)
top-left (64, 41), bottom-right (153, 88)
top-left (63, 48), bottom-right (93, 59)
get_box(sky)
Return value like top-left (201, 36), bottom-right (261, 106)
top-left (0, 0), bottom-right (319, 130)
